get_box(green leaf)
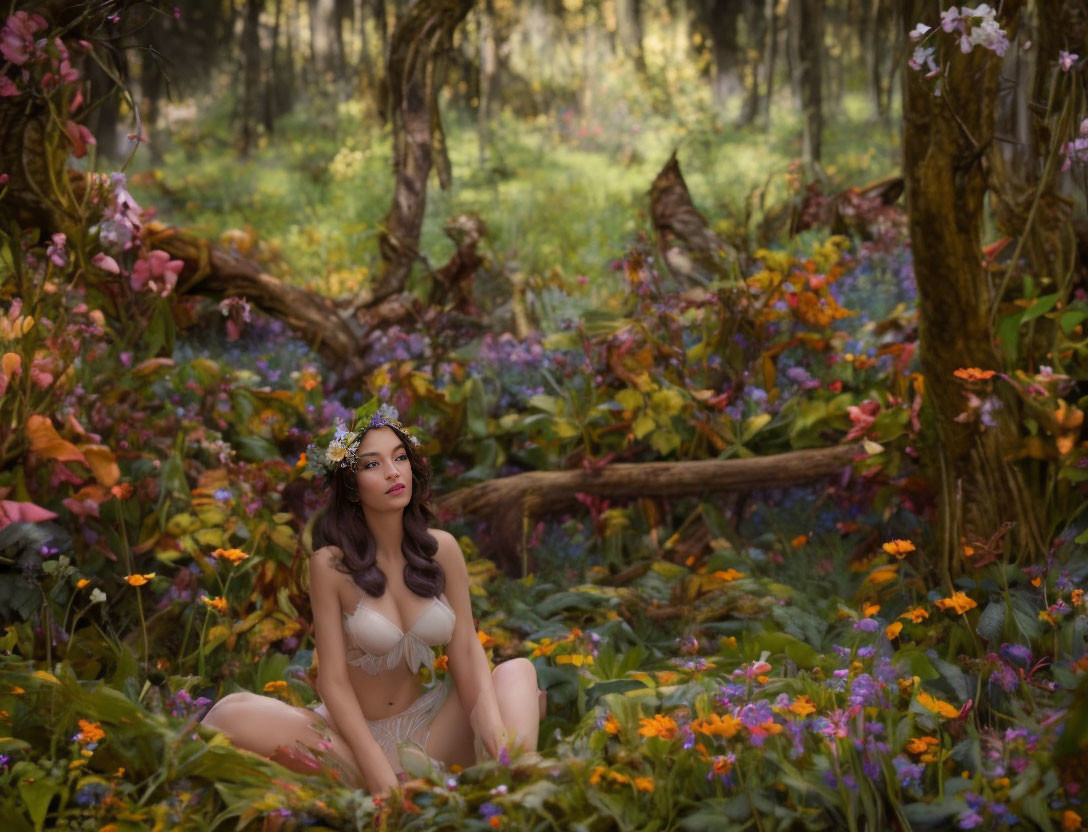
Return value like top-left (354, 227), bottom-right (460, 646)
top-left (233, 435), bottom-right (280, 462)
top-left (13, 762), bottom-right (58, 832)
top-left (1021, 293), bottom-right (1058, 323)
top-left (996, 312), bottom-right (1022, 363)
top-left (585, 679), bottom-right (648, 711)
top-left (615, 388), bottom-right (643, 412)
top-left (1060, 310), bottom-right (1088, 335)
top-left (976, 600), bottom-right (1006, 641)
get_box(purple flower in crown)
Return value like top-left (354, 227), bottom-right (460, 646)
top-left (305, 399), bottom-right (420, 479)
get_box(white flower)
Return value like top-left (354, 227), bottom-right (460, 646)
top-left (90, 588), bottom-right (107, 604)
top-left (909, 22), bottom-right (931, 41)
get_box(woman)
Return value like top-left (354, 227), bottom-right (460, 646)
top-left (200, 405), bottom-right (544, 796)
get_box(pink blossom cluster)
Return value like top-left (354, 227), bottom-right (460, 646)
top-left (908, 4), bottom-right (1010, 79)
top-left (1060, 117), bottom-right (1088, 173)
top-left (91, 174), bottom-right (183, 298)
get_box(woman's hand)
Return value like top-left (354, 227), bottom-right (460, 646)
top-left (363, 762), bottom-right (400, 798)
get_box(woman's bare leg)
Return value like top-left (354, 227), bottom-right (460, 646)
top-left (491, 658), bottom-right (540, 751)
top-left (200, 692), bottom-right (363, 786)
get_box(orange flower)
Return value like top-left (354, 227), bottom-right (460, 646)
top-left (712, 568), bottom-right (744, 581)
top-left (110, 482), bottom-right (133, 500)
top-left (213, 548), bottom-right (249, 563)
top-left (123, 573), bottom-right (156, 586)
top-left (201, 596), bottom-right (228, 613)
top-left (477, 630), bottom-right (496, 649)
top-left (788, 696), bottom-right (816, 717)
top-left (691, 712), bottom-right (741, 738)
top-left (953, 367), bottom-right (996, 382)
top-left (917, 690), bottom-right (959, 719)
top-left (934, 592), bottom-right (978, 615)
top-left (489, 816), bottom-right (502, 829)
top-left (10, 686), bottom-right (25, 695)
top-left (634, 776), bottom-right (655, 792)
top-left (295, 452), bottom-right (308, 469)
top-left (602, 713), bottom-right (620, 735)
top-left (263, 680), bottom-right (288, 694)
top-left (1054, 401), bottom-right (1084, 456)
top-left (864, 564), bottom-right (899, 585)
top-left (1062, 809), bottom-right (1083, 831)
top-left (905, 737), bottom-right (938, 755)
top-left (882, 539), bottom-right (915, 559)
top-left (637, 714), bottom-right (678, 740)
top-left (76, 719), bottom-right (105, 744)
top-left (900, 606), bottom-right (929, 623)
top-left (790, 534), bottom-right (808, 548)
top-left (862, 602), bottom-right (881, 616)
top-left (75, 578), bottom-right (89, 589)
top-left (885, 621), bottom-right (903, 640)
top-left (433, 654), bottom-right (449, 672)
top-left (1072, 589), bottom-right (1084, 607)
top-left (710, 755), bottom-right (735, 776)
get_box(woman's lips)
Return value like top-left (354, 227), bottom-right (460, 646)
top-left (386, 484), bottom-right (405, 494)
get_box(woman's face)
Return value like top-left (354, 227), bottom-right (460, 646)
top-left (353, 426), bottom-right (413, 512)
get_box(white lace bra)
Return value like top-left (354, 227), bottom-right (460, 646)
top-left (342, 593), bottom-right (456, 675)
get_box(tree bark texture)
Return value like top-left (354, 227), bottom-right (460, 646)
top-left (739, 0), bottom-right (768, 126)
top-left (798, 0), bottom-right (822, 166)
top-left (239, 0), bottom-right (262, 157)
top-left (367, 0), bottom-right (474, 307)
top-left (902, 0), bottom-right (1043, 571)
top-left (436, 444), bottom-right (864, 573)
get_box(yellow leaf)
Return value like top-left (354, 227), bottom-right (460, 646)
top-left (27, 415), bottom-right (87, 465)
top-left (31, 670), bottom-right (60, 684)
top-left (80, 444), bottom-right (120, 487)
top-left (615, 389), bottom-right (643, 412)
top-left (632, 414), bottom-right (656, 439)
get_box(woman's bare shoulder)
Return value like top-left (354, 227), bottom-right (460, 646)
top-left (310, 545), bottom-right (346, 577)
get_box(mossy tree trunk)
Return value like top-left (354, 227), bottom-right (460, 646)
top-left (902, 0), bottom-right (1044, 577)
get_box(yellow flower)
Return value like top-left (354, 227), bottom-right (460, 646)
top-left (201, 596), bottom-right (228, 613)
top-left (123, 573), bottom-right (156, 586)
top-left (263, 681), bottom-right (288, 694)
top-left (885, 621), bottom-right (903, 640)
top-left (917, 690), bottom-right (960, 719)
top-left (556, 654), bottom-right (594, 666)
top-left (603, 713), bottom-right (620, 735)
top-left (691, 713), bottom-right (741, 738)
top-left (633, 776), bottom-right (655, 792)
top-left (882, 539), bottom-right (916, 559)
top-left (900, 607), bottom-right (929, 623)
top-left (76, 719), bottom-right (105, 744)
top-left (213, 548), bottom-right (249, 563)
top-left (788, 696), bottom-right (816, 717)
top-left (934, 592), bottom-right (978, 615)
top-left (637, 714), bottom-right (678, 740)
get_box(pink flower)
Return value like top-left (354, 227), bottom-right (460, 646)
top-left (46, 232), bottom-right (68, 267)
top-left (130, 249), bottom-right (184, 297)
top-left (0, 76), bottom-right (19, 97)
top-left (940, 6), bottom-right (961, 32)
top-left (64, 120), bottom-right (96, 158)
top-left (1059, 51), bottom-right (1078, 72)
top-left (92, 252), bottom-right (120, 274)
top-left (845, 400), bottom-right (881, 441)
top-left (0, 11), bottom-right (47, 66)
top-left (0, 499), bottom-right (58, 530)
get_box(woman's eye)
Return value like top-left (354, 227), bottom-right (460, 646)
top-left (397, 454), bottom-right (408, 461)
top-left (365, 461), bottom-right (378, 469)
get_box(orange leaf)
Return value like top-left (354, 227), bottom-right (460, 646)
top-left (27, 414), bottom-right (87, 465)
top-left (81, 444), bottom-right (120, 487)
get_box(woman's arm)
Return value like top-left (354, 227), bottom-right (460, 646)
top-left (433, 531), bottom-right (510, 758)
top-left (309, 547), bottom-right (399, 795)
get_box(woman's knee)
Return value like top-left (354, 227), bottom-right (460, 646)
top-left (201, 691), bottom-right (271, 731)
top-left (492, 657), bottom-right (537, 688)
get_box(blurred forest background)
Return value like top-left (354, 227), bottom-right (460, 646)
top-left (1, 1), bottom-right (1088, 830)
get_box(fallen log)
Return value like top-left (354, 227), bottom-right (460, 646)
top-left (435, 443), bottom-right (864, 573)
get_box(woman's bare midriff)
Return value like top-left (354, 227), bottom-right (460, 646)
top-left (347, 663), bottom-right (428, 721)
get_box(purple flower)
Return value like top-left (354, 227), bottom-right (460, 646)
top-left (853, 617), bottom-right (880, 633)
top-left (893, 754), bottom-right (924, 790)
top-left (479, 802), bottom-right (503, 818)
top-left (47, 232), bottom-right (68, 268)
top-left (957, 809), bottom-right (984, 829)
top-left (1060, 51), bottom-right (1079, 72)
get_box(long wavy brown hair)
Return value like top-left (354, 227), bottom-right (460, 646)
top-left (313, 424), bottom-right (445, 598)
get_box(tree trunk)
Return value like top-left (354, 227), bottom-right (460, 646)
top-left (263, 0), bottom-right (283, 134)
top-left (702, 0), bottom-right (742, 113)
top-left (739, 0), bottom-right (768, 126)
top-left (762, 0), bottom-right (777, 128)
top-left (239, 0), bottom-right (262, 158)
top-left (786, 0), bottom-right (802, 108)
top-left (616, 0), bottom-right (647, 75)
top-left (902, 0), bottom-right (1043, 573)
top-left (477, 0), bottom-right (496, 167)
top-left (364, 0), bottom-right (474, 308)
top-left (283, 0), bottom-right (299, 112)
top-left (798, 0), bottom-right (822, 167)
top-left (354, 0), bottom-right (375, 86)
top-left (436, 444), bottom-right (864, 573)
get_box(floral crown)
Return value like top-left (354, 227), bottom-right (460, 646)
top-left (304, 400), bottom-right (419, 478)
